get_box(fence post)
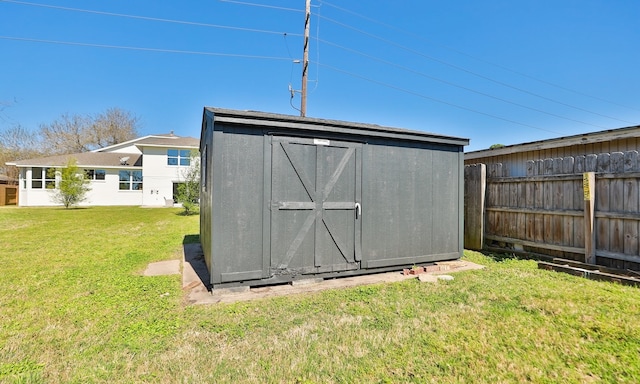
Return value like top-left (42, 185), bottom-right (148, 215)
top-left (583, 172), bottom-right (596, 264)
top-left (464, 164), bottom-right (486, 250)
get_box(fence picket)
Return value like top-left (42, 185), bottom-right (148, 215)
top-left (611, 152), bottom-right (625, 173)
top-left (595, 175), bottom-right (610, 255)
top-left (575, 155), bottom-right (585, 174)
top-left (585, 154), bottom-right (597, 172)
top-left (562, 156), bottom-right (575, 174)
top-left (563, 178), bottom-right (574, 247)
top-left (623, 178), bottom-right (639, 256)
top-left (610, 178), bottom-right (625, 255)
top-left (553, 158), bottom-right (563, 175)
top-left (624, 151), bottom-right (638, 172)
top-left (597, 153), bottom-right (610, 173)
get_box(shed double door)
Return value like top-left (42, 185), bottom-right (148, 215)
top-left (270, 136), bottom-right (362, 275)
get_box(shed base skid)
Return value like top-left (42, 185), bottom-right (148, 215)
top-left (209, 260), bottom-right (459, 291)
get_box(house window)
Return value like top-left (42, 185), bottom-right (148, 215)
top-left (118, 170), bottom-right (143, 190)
top-left (167, 149), bottom-right (191, 166)
top-left (32, 167), bottom-right (56, 189)
top-left (85, 169), bottom-right (106, 180)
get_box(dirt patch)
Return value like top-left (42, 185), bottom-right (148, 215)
top-left (176, 243), bottom-right (485, 304)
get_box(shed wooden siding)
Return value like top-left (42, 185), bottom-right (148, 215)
top-left (200, 108), bottom-right (469, 289)
top-left (466, 136), bottom-right (640, 177)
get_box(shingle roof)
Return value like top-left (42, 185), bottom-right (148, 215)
top-left (7, 152), bottom-right (142, 168)
top-left (0, 175), bottom-right (17, 184)
top-left (91, 133), bottom-right (199, 153)
top-left (134, 135), bottom-right (199, 148)
top-left (7, 133), bottom-right (197, 168)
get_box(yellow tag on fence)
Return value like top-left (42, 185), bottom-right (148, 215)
top-left (583, 173), bottom-right (591, 201)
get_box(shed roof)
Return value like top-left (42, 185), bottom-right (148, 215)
top-left (205, 108), bottom-right (469, 146)
top-left (7, 152), bottom-right (142, 168)
top-left (465, 124), bottom-right (640, 160)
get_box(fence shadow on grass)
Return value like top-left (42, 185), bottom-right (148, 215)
top-left (481, 250), bottom-right (545, 263)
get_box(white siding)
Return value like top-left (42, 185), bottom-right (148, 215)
top-left (18, 168), bottom-right (144, 206)
top-left (84, 169), bottom-right (143, 206)
top-left (141, 147), bottom-right (194, 206)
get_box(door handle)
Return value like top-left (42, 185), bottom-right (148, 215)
top-left (355, 202), bottom-right (361, 219)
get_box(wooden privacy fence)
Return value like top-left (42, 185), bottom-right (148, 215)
top-left (0, 184), bottom-right (18, 206)
top-left (465, 150), bottom-right (640, 270)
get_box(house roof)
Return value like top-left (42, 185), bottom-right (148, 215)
top-left (134, 135), bottom-right (199, 148)
top-left (7, 152), bottom-right (143, 168)
top-left (465, 124), bottom-right (640, 160)
top-left (0, 175), bottom-right (17, 184)
top-left (93, 133), bottom-right (198, 152)
top-left (6, 133), bottom-right (197, 168)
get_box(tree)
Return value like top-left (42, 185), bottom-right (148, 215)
top-left (0, 124), bottom-right (45, 179)
top-left (39, 113), bottom-right (91, 154)
top-left (90, 107), bottom-right (141, 149)
top-left (175, 150), bottom-right (200, 215)
top-left (489, 144), bottom-right (505, 149)
top-left (39, 107), bottom-right (140, 155)
top-left (0, 100), bottom-right (45, 179)
top-left (50, 158), bottom-right (91, 208)
top-left (1, 107), bottom-right (139, 181)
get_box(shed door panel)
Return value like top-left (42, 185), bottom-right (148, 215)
top-left (270, 137), bottom-right (361, 275)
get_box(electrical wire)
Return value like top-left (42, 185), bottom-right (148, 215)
top-left (308, 0), bottom-right (321, 93)
top-left (312, 60), bottom-right (563, 135)
top-left (282, 33), bottom-right (298, 84)
top-left (1, 0), bottom-right (302, 37)
top-left (3, 0), bottom-right (628, 129)
top-left (0, 36), bottom-right (292, 60)
top-left (314, 13), bottom-right (636, 125)
top-left (289, 84), bottom-right (301, 114)
top-left (317, 38), bottom-right (610, 129)
top-left (283, 32), bottom-right (302, 113)
top-left (320, 0), bottom-right (640, 113)
top-left (218, 0), bottom-right (303, 13)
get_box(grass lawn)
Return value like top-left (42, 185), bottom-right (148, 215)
top-left (1, 207), bottom-right (639, 383)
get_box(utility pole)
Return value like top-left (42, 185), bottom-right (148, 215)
top-left (300, 0), bottom-right (310, 117)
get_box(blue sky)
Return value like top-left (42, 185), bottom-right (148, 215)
top-left (1, 0), bottom-right (639, 151)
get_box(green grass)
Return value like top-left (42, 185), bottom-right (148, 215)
top-left (1, 207), bottom-right (640, 383)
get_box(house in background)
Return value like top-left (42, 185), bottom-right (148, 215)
top-left (6, 133), bottom-right (199, 207)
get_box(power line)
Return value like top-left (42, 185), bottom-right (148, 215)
top-left (0, 36), bottom-right (292, 60)
top-left (312, 60), bottom-right (563, 135)
top-left (4, 0), bottom-right (629, 130)
top-left (317, 38), bottom-right (624, 129)
top-left (2, 0), bottom-right (302, 37)
top-left (320, 0), bottom-right (640, 113)
top-left (309, 0), bottom-right (321, 93)
top-left (218, 0), bottom-right (303, 13)
top-left (314, 12), bottom-right (636, 123)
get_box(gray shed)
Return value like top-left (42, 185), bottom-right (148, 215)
top-left (200, 108), bottom-right (469, 289)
